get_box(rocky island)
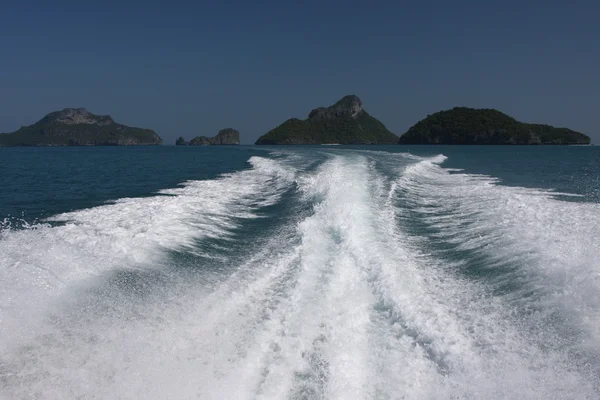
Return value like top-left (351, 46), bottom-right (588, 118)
top-left (176, 128), bottom-right (240, 145)
top-left (398, 107), bottom-right (590, 145)
top-left (0, 108), bottom-right (162, 146)
top-left (255, 95), bottom-right (398, 145)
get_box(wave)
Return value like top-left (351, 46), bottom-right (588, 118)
top-left (0, 156), bottom-right (296, 352)
top-left (397, 155), bottom-right (600, 372)
top-left (1, 150), bottom-right (598, 399)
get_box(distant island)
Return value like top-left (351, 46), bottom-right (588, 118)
top-left (255, 95), bottom-right (398, 145)
top-left (398, 107), bottom-right (591, 145)
top-left (176, 128), bottom-right (240, 145)
top-left (1, 104), bottom-right (590, 147)
top-left (0, 108), bottom-right (162, 146)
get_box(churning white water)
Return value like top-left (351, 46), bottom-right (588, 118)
top-left (0, 151), bottom-right (598, 399)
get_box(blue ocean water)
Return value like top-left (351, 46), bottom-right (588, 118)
top-left (1, 145), bottom-right (599, 399)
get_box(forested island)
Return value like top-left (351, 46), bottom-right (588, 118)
top-left (1, 104), bottom-right (590, 147)
top-left (0, 108), bottom-right (162, 146)
top-left (255, 95), bottom-right (398, 145)
top-left (397, 107), bottom-right (590, 145)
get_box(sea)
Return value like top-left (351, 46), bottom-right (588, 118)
top-left (0, 145), bottom-right (599, 399)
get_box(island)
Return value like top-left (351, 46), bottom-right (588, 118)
top-left (0, 108), bottom-right (162, 146)
top-left (176, 128), bottom-right (240, 145)
top-left (255, 95), bottom-right (398, 145)
top-left (398, 107), bottom-right (591, 145)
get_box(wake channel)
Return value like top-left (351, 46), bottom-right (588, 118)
top-left (1, 150), bottom-right (598, 399)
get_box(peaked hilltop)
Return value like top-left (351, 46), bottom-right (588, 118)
top-left (255, 95), bottom-right (398, 145)
top-left (398, 107), bottom-right (591, 145)
top-left (176, 128), bottom-right (240, 146)
top-left (0, 108), bottom-right (162, 146)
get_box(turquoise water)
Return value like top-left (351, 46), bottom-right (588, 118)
top-left (1, 145), bottom-right (599, 399)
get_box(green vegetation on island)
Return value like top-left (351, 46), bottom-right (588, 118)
top-left (2, 104), bottom-right (590, 147)
top-left (255, 95), bottom-right (398, 145)
top-left (398, 107), bottom-right (591, 145)
top-left (0, 108), bottom-right (162, 146)
top-left (176, 128), bottom-right (240, 145)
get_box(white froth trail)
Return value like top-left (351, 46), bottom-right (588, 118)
top-left (168, 153), bottom-right (597, 399)
top-left (1, 151), bottom-right (599, 399)
top-left (398, 155), bottom-right (600, 350)
top-left (251, 155), bottom-right (377, 399)
top-left (0, 156), bottom-right (295, 350)
top-left (144, 155), bottom-right (380, 399)
top-left (289, 154), bottom-right (596, 399)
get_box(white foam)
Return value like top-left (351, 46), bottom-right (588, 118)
top-left (398, 155), bottom-right (600, 348)
top-left (202, 153), bottom-right (599, 398)
top-left (0, 156), bottom-right (295, 351)
top-left (1, 150), bottom-right (598, 399)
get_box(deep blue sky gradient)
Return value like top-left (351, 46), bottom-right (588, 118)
top-left (1, 0), bottom-right (599, 144)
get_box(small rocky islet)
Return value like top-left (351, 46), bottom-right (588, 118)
top-left (175, 128), bottom-right (240, 146)
top-left (0, 99), bottom-right (591, 146)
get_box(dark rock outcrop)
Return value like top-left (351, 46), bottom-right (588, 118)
top-left (182, 128), bottom-right (240, 146)
top-left (188, 136), bottom-right (213, 146)
top-left (0, 108), bottom-right (162, 146)
top-left (398, 107), bottom-right (590, 145)
top-left (255, 95), bottom-right (398, 145)
top-left (209, 128), bottom-right (240, 145)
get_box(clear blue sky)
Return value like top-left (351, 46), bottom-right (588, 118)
top-left (1, 0), bottom-right (599, 144)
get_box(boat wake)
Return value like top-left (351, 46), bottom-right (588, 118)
top-left (0, 151), bottom-right (598, 399)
